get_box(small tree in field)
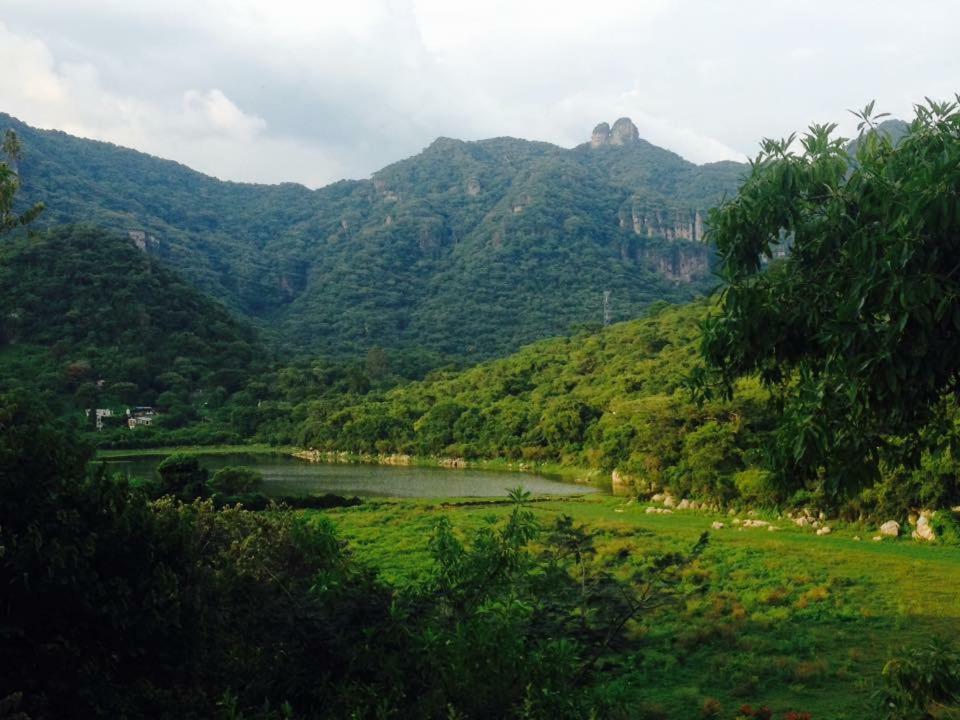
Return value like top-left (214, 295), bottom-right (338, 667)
top-left (694, 97), bottom-right (960, 496)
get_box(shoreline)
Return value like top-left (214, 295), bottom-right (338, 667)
top-left (292, 448), bottom-right (604, 486)
top-left (96, 444), bottom-right (607, 489)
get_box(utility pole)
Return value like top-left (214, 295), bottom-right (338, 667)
top-left (603, 290), bottom-right (611, 326)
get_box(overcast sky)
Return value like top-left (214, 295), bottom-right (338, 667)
top-left (1, 0), bottom-right (957, 188)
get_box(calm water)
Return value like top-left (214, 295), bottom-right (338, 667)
top-left (100, 452), bottom-right (599, 498)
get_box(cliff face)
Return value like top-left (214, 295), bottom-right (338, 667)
top-left (643, 245), bottom-right (710, 282)
top-left (623, 205), bottom-right (705, 242)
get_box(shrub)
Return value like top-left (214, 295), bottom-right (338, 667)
top-left (878, 642), bottom-right (960, 719)
top-left (209, 465), bottom-right (264, 494)
top-left (931, 510), bottom-right (960, 546)
top-left (700, 696), bottom-right (723, 718)
top-left (156, 453), bottom-right (209, 500)
top-left (734, 468), bottom-right (779, 506)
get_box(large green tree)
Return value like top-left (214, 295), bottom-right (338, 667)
top-left (696, 98), bottom-right (960, 495)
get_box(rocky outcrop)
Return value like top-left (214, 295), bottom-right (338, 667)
top-left (912, 515), bottom-right (936, 542)
top-left (590, 118), bottom-right (639, 147)
top-left (879, 520), bottom-right (900, 538)
top-left (644, 245), bottom-right (710, 282)
top-left (611, 469), bottom-right (632, 495)
top-left (631, 207), bottom-right (705, 242)
top-left (610, 117), bottom-right (640, 146)
top-left (128, 230), bottom-right (159, 252)
top-left (590, 122), bottom-right (611, 148)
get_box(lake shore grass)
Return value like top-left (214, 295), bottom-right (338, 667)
top-left (319, 494), bottom-right (960, 719)
top-left (95, 444), bottom-right (298, 459)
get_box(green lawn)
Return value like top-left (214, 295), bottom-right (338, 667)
top-left (321, 494), bottom-right (960, 718)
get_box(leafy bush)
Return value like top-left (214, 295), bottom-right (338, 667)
top-left (209, 465), bottom-right (264, 494)
top-left (931, 511), bottom-right (960, 547)
top-left (156, 452), bottom-right (209, 500)
top-left (878, 642), bottom-right (960, 719)
top-left (733, 468), bottom-right (779, 507)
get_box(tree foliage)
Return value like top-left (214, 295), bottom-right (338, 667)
top-left (0, 130), bottom-right (43, 236)
top-left (696, 98), bottom-right (960, 494)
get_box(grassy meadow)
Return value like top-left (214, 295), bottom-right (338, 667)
top-left (320, 494), bottom-right (960, 718)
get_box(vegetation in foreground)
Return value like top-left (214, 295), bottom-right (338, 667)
top-left (4, 395), bottom-right (958, 719)
top-left (324, 494), bottom-right (960, 719)
top-left (3, 394), bottom-right (714, 719)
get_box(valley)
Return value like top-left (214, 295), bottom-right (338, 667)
top-left (3, 95), bottom-right (960, 720)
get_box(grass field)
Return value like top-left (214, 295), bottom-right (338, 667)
top-left (320, 494), bottom-right (960, 719)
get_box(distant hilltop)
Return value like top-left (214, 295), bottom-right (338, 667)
top-left (590, 117), bottom-right (640, 148)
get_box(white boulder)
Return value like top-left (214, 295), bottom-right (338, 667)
top-left (912, 515), bottom-right (936, 542)
top-left (879, 520), bottom-right (900, 538)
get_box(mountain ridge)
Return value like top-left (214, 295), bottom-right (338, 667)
top-left (3, 112), bottom-right (747, 360)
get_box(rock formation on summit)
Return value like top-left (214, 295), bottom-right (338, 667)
top-left (590, 117), bottom-right (640, 147)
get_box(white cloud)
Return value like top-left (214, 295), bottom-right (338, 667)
top-left (1, 1), bottom-right (959, 186)
top-left (0, 21), bottom-right (348, 185)
top-left (180, 89), bottom-right (266, 142)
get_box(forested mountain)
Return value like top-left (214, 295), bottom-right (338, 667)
top-left (3, 112), bottom-right (745, 359)
top-left (0, 225), bottom-right (268, 427)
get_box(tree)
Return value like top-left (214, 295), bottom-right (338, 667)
top-left (209, 465), bottom-right (264, 495)
top-left (1, 130), bottom-right (43, 235)
top-left (156, 453), bottom-right (209, 500)
top-left (695, 98), bottom-right (960, 495)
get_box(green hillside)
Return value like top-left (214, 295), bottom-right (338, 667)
top-left (4, 113), bottom-right (745, 359)
top-left (291, 302), bottom-right (773, 495)
top-left (289, 297), bottom-right (960, 518)
top-left (0, 225), bottom-right (268, 432)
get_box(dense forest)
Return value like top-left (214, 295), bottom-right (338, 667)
top-left (0, 224), bottom-right (269, 436)
top-left (5, 112), bottom-right (744, 359)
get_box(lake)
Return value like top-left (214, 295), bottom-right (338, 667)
top-left (99, 452), bottom-right (600, 498)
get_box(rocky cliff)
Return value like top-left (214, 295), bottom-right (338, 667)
top-left (590, 117), bottom-right (641, 147)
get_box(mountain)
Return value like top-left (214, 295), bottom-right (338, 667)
top-left (845, 117), bottom-right (910, 157)
top-left (0, 225), bottom-right (268, 429)
top-left (4, 113), bottom-right (746, 360)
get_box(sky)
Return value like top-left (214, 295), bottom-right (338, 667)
top-left (1, 0), bottom-right (957, 188)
